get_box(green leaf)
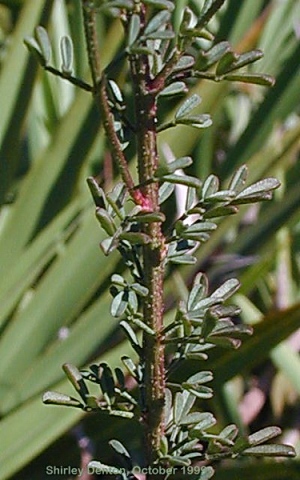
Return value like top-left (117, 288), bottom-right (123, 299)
top-left (62, 363), bottom-right (89, 402)
top-left (190, 412), bottom-right (217, 434)
top-left (216, 50), bottom-right (238, 76)
top-left (184, 221), bottom-right (217, 234)
top-left (130, 316), bottom-right (155, 335)
top-left (60, 35), bottom-right (74, 75)
top-left (202, 174), bottom-right (219, 198)
top-left (175, 94), bottom-right (202, 119)
top-left (131, 283), bottom-right (148, 296)
top-left (211, 278), bottom-right (240, 301)
top-left (173, 55), bottom-right (195, 72)
top-left (210, 302), bottom-right (300, 385)
top-left (176, 114), bottom-right (212, 129)
top-left (247, 426), bottom-right (282, 447)
top-left (119, 231), bottom-right (152, 244)
top-left (169, 254), bottom-right (197, 265)
top-left (185, 371), bottom-right (214, 385)
top-left (144, 10), bottom-right (171, 35)
top-left (128, 13), bottom-right (141, 47)
top-left (225, 73), bottom-right (275, 86)
top-left (228, 165), bottom-right (248, 193)
top-left (242, 444), bottom-right (295, 457)
top-left (159, 82), bottom-right (188, 97)
top-left (235, 178), bottom-right (280, 200)
top-left (109, 439), bottom-right (133, 469)
top-left (130, 211), bottom-right (166, 223)
top-left (230, 49), bottom-right (264, 70)
top-left (108, 79), bottom-right (124, 103)
top-left (145, 30), bottom-right (175, 40)
top-left (200, 41), bottom-right (231, 69)
top-left (120, 321), bottom-right (142, 352)
top-left (161, 173), bottom-right (202, 188)
top-left (111, 291), bottom-right (128, 317)
top-left (99, 363), bottom-right (116, 403)
top-left (159, 182), bottom-right (175, 204)
top-left (35, 25), bottom-right (51, 65)
top-left (96, 207), bottom-right (116, 236)
top-left (42, 391), bottom-right (83, 409)
top-left (143, 0), bottom-right (175, 11)
top-left (121, 356), bottom-right (138, 379)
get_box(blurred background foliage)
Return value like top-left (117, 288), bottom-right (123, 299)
top-left (0, 0), bottom-right (300, 479)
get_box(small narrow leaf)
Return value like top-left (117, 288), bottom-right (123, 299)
top-left (143, 0), bottom-right (175, 11)
top-left (202, 174), bottom-right (219, 199)
top-left (130, 316), bottom-right (155, 335)
top-left (182, 385), bottom-right (213, 399)
top-left (225, 73), bottom-right (275, 86)
top-left (95, 208), bottom-right (116, 236)
top-left (185, 371), bottom-right (213, 385)
top-left (229, 165), bottom-right (248, 193)
top-left (173, 55), bottom-right (195, 72)
top-left (167, 156), bottom-right (193, 172)
top-left (184, 221), bottom-right (217, 234)
top-left (161, 173), bottom-right (201, 188)
top-left (109, 440), bottom-right (133, 469)
top-left (62, 363), bottom-right (89, 401)
top-left (190, 412), bottom-right (216, 433)
top-left (247, 426), bottom-right (282, 447)
top-left (179, 412), bottom-right (209, 426)
top-left (159, 182), bottom-right (175, 204)
top-left (131, 211), bottom-right (166, 223)
top-left (119, 232), bottom-right (152, 244)
top-left (144, 10), bottom-right (171, 35)
top-left (128, 13), bottom-right (141, 47)
top-left (175, 94), bottom-right (202, 119)
top-left (131, 283), bottom-right (148, 296)
top-left (204, 205), bottom-right (238, 218)
top-left (211, 278), bottom-right (240, 300)
top-left (242, 444), bottom-right (296, 457)
top-left (216, 49), bottom-right (238, 76)
top-left (42, 391), bottom-right (83, 409)
top-left (86, 177), bottom-right (106, 208)
top-left (201, 41), bottom-right (231, 69)
top-left (169, 254), bottom-right (196, 265)
top-left (120, 321), bottom-right (142, 352)
top-left (35, 26), bottom-right (51, 65)
top-left (121, 356), bottom-right (138, 378)
top-left (236, 178), bottom-right (280, 200)
top-left (145, 30), bottom-right (175, 40)
top-left (99, 363), bottom-right (116, 403)
top-left (230, 49), bottom-right (264, 70)
top-left (176, 114), bottom-right (212, 129)
top-left (60, 35), bottom-right (73, 75)
top-left (108, 79), bottom-right (124, 103)
top-left (111, 291), bottom-right (128, 317)
top-left (159, 82), bottom-right (188, 97)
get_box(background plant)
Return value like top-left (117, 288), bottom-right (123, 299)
top-left (0, 1), bottom-right (300, 479)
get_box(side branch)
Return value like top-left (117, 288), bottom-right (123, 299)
top-left (81, 0), bottom-right (147, 207)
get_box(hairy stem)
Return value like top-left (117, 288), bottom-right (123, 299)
top-left (80, 0), bottom-right (146, 206)
top-left (128, 7), bottom-right (166, 472)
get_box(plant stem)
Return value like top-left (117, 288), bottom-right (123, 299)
top-left (80, 0), bottom-right (147, 207)
top-left (82, 0), bottom-right (166, 471)
top-left (127, 9), bottom-right (166, 474)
